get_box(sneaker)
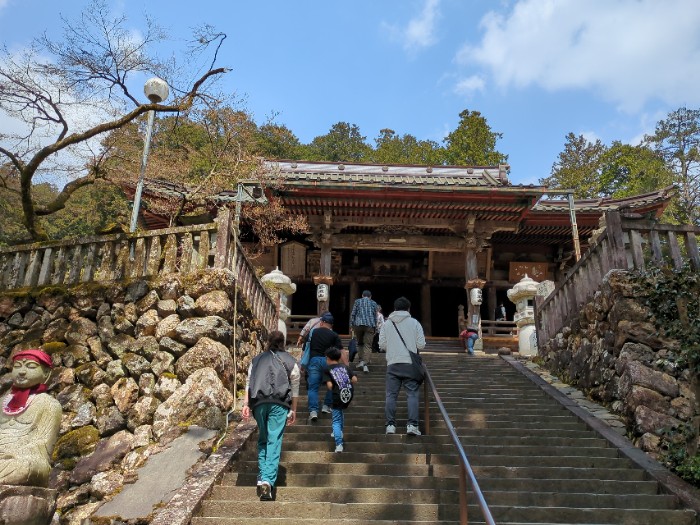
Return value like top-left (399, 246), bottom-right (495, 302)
top-left (256, 481), bottom-right (263, 497)
top-left (335, 444), bottom-right (344, 453)
top-left (259, 481), bottom-right (272, 501)
top-left (362, 365), bottom-right (369, 374)
top-left (309, 411), bottom-right (318, 421)
top-left (321, 404), bottom-right (331, 414)
top-left (385, 424), bottom-right (396, 434)
top-left (407, 424), bottom-right (422, 436)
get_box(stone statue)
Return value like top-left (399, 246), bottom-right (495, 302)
top-left (0, 349), bottom-right (61, 487)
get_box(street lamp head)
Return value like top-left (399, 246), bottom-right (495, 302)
top-left (144, 77), bottom-right (169, 104)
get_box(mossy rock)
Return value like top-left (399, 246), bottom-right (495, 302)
top-left (52, 425), bottom-right (100, 461)
top-left (42, 341), bottom-right (67, 354)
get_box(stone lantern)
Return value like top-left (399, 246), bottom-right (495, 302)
top-left (261, 267), bottom-right (297, 341)
top-left (506, 274), bottom-right (539, 356)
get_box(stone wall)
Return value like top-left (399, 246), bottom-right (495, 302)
top-left (538, 269), bottom-right (699, 460)
top-left (0, 269), bottom-right (264, 523)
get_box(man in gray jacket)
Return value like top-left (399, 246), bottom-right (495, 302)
top-left (378, 296), bottom-right (426, 436)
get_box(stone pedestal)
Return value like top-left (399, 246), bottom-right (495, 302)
top-left (261, 267), bottom-right (296, 341)
top-left (0, 485), bottom-right (57, 525)
top-left (506, 274), bottom-right (539, 356)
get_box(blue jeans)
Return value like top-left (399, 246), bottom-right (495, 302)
top-left (253, 403), bottom-right (289, 487)
top-left (385, 363), bottom-right (420, 427)
top-left (462, 333), bottom-right (478, 353)
top-left (331, 408), bottom-right (344, 446)
top-left (307, 355), bottom-right (332, 412)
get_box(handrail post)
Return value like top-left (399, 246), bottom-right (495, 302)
top-left (214, 207), bottom-right (232, 269)
top-left (459, 462), bottom-right (469, 525)
top-left (423, 378), bottom-right (430, 435)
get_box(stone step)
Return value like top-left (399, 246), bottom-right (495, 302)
top-left (237, 441), bottom-right (623, 460)
top-left (282, 432), bottom-right (610, 448)
top-left (225, 472), bottom-right (659, 497)
top-left (284, 425), bottom-right (599, 440)
top-left (210, 485), bottom-right (682, 509)
top-left (196, 500), bottom-right (696, 525)
top-left (293, 408), bottom-right (590, 423)
top-left (236, 451), bottom-right (631, 469)
top-left (228, 463), bottom-right (649, 487)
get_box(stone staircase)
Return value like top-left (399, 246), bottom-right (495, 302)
top-left (191, 347), bottom-right (698, 524)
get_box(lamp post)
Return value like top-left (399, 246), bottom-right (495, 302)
top-left (229, 181), bottom-right (267, 412)
top-left (129, 77), bottom-right (170, 232)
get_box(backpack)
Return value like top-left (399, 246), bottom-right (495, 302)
top-left (329, 366), bottom-right (354, 409)
top-left (248, 350), bottom-right (295, 408)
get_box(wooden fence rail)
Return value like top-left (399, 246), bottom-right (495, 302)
top-left (0, 208), bottom-right (278, 332)
top-left (536, 210), bottom-right (700, 347)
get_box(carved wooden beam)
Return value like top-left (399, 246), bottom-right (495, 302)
top-left (327, 233), bottom-right (465, 251)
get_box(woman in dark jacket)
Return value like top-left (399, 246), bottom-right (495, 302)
top-left (242, 331), bottom-right (300, 500)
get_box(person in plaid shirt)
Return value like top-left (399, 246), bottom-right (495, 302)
top-left (350, 290), bottom-right (378, 373)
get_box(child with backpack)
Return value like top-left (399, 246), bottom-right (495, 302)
top-left (324, 346), bottom-right (358, 453)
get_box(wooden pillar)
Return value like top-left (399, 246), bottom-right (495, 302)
top-left (488, 286), bottom-right (497, 321)
top-left (315, 232), bottom-right (333, 315)
top-left (421, 282), bottom-right (432, 336)
top-left (465, 248), bottom-right (479, 324)
top-left (349, 280), bottom-right (359, 311)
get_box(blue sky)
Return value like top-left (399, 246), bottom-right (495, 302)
top-left (2, 0), bottom-right (700, 185)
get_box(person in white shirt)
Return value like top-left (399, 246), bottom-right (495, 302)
top-left (378, 297), bottom-right (425, 436)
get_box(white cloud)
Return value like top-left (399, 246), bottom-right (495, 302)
top-left (384, 0), bottom-right (442, 53)
top-left (455, 0), bottom-right (700, 111)
top-left (580, 130), bottom-right (601, 144)
top-left (454, 75), bottom-right (485, 96)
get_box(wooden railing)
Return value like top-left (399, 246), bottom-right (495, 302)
top-left (536, 210), bottom-right (700, 346)
top-left (458, 306), bottom-right (518, 339)
top-left (480, 320), bottom-right (518, 337)
top-left (0, 208), bottom-right (278, 332)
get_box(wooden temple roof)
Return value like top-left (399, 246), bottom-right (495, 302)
top-left (261, 161), bottom-right (674, 247)
top-left (126, 160), bottom-right (674, 249)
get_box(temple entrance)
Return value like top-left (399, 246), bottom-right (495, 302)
top-left (291, 283), bottom-right (351, 334)
top-left (431, 286), bottom-right (467, 337)
top-left (366, 284), bottom-right (421, 324)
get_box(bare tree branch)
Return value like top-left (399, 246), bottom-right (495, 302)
top-left (0, 0), bottom-right (229, 240)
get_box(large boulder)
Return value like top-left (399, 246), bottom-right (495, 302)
top-left (619, 361), bottom-right (679, 399)
top-left (152, 367), bottom-right (233, 439)
top-left (0, 485), bottom-right (57, 525)
top-left (174, 316), bottom-right (232, 346)
top-left (175, 337), bottom-right (234, 388)
top-left (194, 290), bottom-right (234, 318)
top-left (69, 430), bottom-right (134, 485)
top-left (64, 318), bottom-right (98, 346)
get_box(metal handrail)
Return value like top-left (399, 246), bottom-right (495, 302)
top-left (422, 365), bottom-right (496, 525)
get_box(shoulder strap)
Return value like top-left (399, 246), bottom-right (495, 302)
top-left (270, 350), bottom-right (293, 381)
top-left (390, 320), bottom-right (418, 356)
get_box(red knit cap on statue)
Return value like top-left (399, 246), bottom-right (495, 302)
top-left (4, 349), bottom-right (53, 415)
top-left (12, 348), bottom-right (53, 368)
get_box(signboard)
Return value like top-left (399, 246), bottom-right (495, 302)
top-left (509, 262), bottom-right (549, 283)
top-left (280, 242), bottom-right (306, 278)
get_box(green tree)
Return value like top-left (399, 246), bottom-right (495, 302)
top-left (443, 110), bottom-right (507, 166)
top-left (540, 133), bottom-right (607, 198)
top-left (0, 1), bottom-right (227, 240)
top-left (371, 129), bottom-right (441, 165)
top-left (644, 107), bottom-right (700, 225)
top-left (255, 123), bottom-right (302, 159)
top-left (599, 141), bottom-right (672, 198)
top-left (305, 122), bottom-right (372, 162)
